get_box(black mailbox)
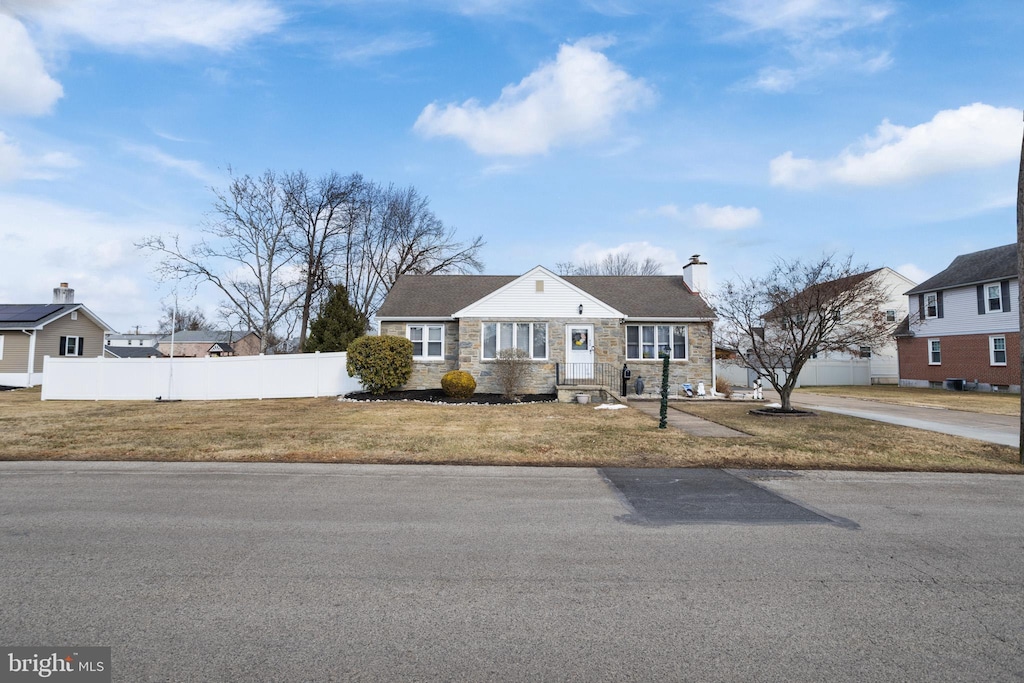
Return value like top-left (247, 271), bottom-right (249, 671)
top-left (621, 364), bottom-right (631, 395)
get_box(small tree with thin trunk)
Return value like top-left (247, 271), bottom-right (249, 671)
top-left (714, 254), bottom-right (896, 412)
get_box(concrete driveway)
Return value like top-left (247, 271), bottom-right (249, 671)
top-left (2, 462), bottom-right (1022, 682)
top-left (789, 391), bottom-right (1020, 447)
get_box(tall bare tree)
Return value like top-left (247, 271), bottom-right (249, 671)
top-left (138, 170), bottom-right (304, 353)
top-left (714, 254), bottom-right (896, 412)
top-left (156, 304), bottom-right (208, 334)
top-left (343, 183), bottom-right (484, 319)
top-left (557, 252), bottom-right (663, 276)
top-left (282, 170), bottom-right (363, 351)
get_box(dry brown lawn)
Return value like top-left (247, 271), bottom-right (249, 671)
top-left (794, 385), bottom-right (1021, 416)
top-left (0, 387), bottom-right (1020, 473)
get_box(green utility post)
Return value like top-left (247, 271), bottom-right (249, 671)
top-left (659, 353), bottom-right (670, 429)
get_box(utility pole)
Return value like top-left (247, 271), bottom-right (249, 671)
top-left (1017, 110), bottom-right (1023, 464)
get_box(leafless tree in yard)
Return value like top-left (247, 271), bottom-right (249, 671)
top-left (492, 348), bottom-right (530, 400)
top-left (156, 304), bottom-right (208, 334)
top-left (557, 252), bottom-right (662, 276)
top-left (714, 254), bottom-right (896, 412)
top-left (282, 170), bottom-right (363, 351)
top-left (138, 170), bottom-right (304, 353)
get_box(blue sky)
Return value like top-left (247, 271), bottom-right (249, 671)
top-left (1, 0), bottom-right (1022, 334)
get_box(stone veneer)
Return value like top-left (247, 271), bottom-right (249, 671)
top-left (381, 318), bottom-right (715, 397)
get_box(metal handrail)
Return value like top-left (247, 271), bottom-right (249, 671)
top-left (556, 362), bottom-right (619, 392)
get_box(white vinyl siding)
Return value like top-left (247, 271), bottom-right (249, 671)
top-left (408, 324), bottom-right (444, 360)
top-left (454, 268), bottom-right (622, 318)
top-left (481, 322), bottom-right (548, 360)
top-left (625, 324), bottom-right (687, 360)
top-left (928, 339), bottom-right (941, 365)
top-left (990, 336), bottom-right (1007, 366)
top-left (986, 284), bottom-right (1003, 312)
top-left (0, 335), bottom-right (4, 360)
top-left (924, 293), bottom-right (938, 319)
top-left (911, 282), bottom-right (1020, 338)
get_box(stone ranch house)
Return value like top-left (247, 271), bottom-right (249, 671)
top-left (374, 261), bottom-right (717, 400)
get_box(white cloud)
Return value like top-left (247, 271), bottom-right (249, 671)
top-left (6, 0), bottom-right (284, 52)
top-left (571, 241), bottom-right (683, 274)
top-left (0, 193), bottom-right (190, 332)
top-left (0, 14), bottom-right (63, 115)
top-left (895, 263), bottom-right (928, 286)
top-left (649, 203), bottom-right (762, 230)
top-left (770, 103), bottom-right (1023, 188)
top-left (414, 38), bottom-right (654, 156)
top-left (0, 131), bottom-right (78, 182)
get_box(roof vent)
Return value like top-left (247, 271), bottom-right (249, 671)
top-left (53, 282), bottom-right (75, 304)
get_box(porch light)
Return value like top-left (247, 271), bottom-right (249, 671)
top-left (578, 304), bottom-right (584, 315)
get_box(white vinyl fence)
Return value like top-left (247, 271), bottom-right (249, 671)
top-left (41, 352), bottom-right (363, 401)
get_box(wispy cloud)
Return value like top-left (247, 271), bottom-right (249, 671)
top-left (571, 240), bottom-right (683, 274)
top-left (334, 32), bottom-right (433, 64)
top-left (0, 131), bottom-right (78, 182)
top-left (770, 103), bottom-right (1023, 188)
top-left (6, 0), bottom-right (285, 52)
top-left (717, 0), bottom-right (895, 92)
top-left (414, 37), bottom-right (654, 156)
top-left (122, 143), bottom-right (220, 184)
top-left (644, 202), bottom-right (762, 230)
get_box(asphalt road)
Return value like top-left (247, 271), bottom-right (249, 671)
top-left (1, 462), bottom-right (1022, 682)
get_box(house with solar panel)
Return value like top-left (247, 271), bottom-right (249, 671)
top-left (0, 283), bottom-right (114, 388)
top-left (374, 259), bottom-right (717, 400)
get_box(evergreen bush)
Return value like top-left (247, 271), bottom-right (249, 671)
top-left (441, 370), bottom-right (476, 399)
top-left (346, 335), bottom-right (413, 395)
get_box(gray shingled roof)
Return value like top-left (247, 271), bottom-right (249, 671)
top-left (104, 345), bottom-right (166, 359)
top-left (906, 244), bottom-right (1016, 295)
top-left (376, 273), bottom-right (716, 319)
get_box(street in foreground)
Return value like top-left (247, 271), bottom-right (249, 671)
top-left (1, 463), bottom-right (1021, 682)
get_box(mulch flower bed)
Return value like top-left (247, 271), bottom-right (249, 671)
top-left (344, 389), bottom-right (557, 405)
top-left (748, 408), bottom-right (816, 417)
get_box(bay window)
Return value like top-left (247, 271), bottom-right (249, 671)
top-left (482, 322), bottom-right (547, 360)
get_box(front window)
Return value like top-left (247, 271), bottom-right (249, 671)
top-left (929, 339), bottom-right (941, 365)
top-left (481, 322), bottom-right (547, 360)
top-left (408, 324), bottom-right (444, 359)
top-left (990, 336), bottom-right (1007, 366)
top-left (987, 284), bottom-right (1003, 312)
top-left (626, 325), bottom-right (687, 360)
top-left (924, 293), bottom-right (938, 319)
top-left (885, 310), bottom-right (896, 323)
top-left (859, 346), bottom-right (872, 359)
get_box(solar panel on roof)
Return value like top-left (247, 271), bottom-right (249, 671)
top-left (0, 304), bottom-right (65, 323)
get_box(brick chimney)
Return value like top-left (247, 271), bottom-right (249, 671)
top-left (52, 282), bottom-right (75, 304)
top-left (682, 255), bottom-right (708, 294)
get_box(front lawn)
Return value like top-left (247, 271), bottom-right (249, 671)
top-left (0, 387), bottom-right (1020, 473)
top-left (794, 385), bottom-right (1021, 416)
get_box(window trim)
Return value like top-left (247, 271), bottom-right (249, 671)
top-left (480, 322), bottom-right (548, 361)
top-left (625, 324), bottom-right (688, 361)
top-left (924, 293), bottom-right (939, 319)
top-left (407, 324), bottom-right (445, 361)
top-left (884, 309), bottom-right (897, 323)
top-left (928, 338), bottom-right (941, 366)
top-left (986, 283), bottom-right (1003, 313)
top-left (989, 335), bottom-right (1007, 366)
top-left (60, 335), bottom-right (84, 357)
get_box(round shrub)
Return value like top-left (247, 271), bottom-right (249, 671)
top-left (441, 370), bottom-right (476, 399)
top-left (346, 335), bottom-right (413, 395)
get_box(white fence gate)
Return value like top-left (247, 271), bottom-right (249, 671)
top-left (41, 352), bottom-right (363, 401)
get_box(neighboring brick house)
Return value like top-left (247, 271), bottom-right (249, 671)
top-left (0, 283), bottom-right (114, 387)
top-left (156, 330), bottom-right (261, 358)
top-left (897, 244), bottom-right (1019, 391)
top-left (374, 260), bottom-right (717, 400)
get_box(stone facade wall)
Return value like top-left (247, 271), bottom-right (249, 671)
top-left (379, 322), bottom-right (458, 389)
top-left (383, 318), bottom-right (715, 397)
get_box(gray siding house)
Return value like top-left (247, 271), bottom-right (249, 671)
top-left (0, 283), bottom-right (114, 387)
top-left (375, 260), bottom-right (717, 399)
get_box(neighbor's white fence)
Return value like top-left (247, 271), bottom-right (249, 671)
top-left (41, 352), bottom-right (362, 401)
top-left (793, 359), bottom-right (871, 387)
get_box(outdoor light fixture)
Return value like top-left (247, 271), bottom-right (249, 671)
top-left (578, 304), bottom-right (584, 315)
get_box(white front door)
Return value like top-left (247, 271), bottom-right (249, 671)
top-left (565, 324), bottom-right (594, 381)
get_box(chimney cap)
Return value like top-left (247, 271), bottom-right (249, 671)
top-left (59, 282), bottom-right (68, 288)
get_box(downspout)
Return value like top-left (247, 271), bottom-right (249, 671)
top-left (22, 329), bottom-right (37, 386)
